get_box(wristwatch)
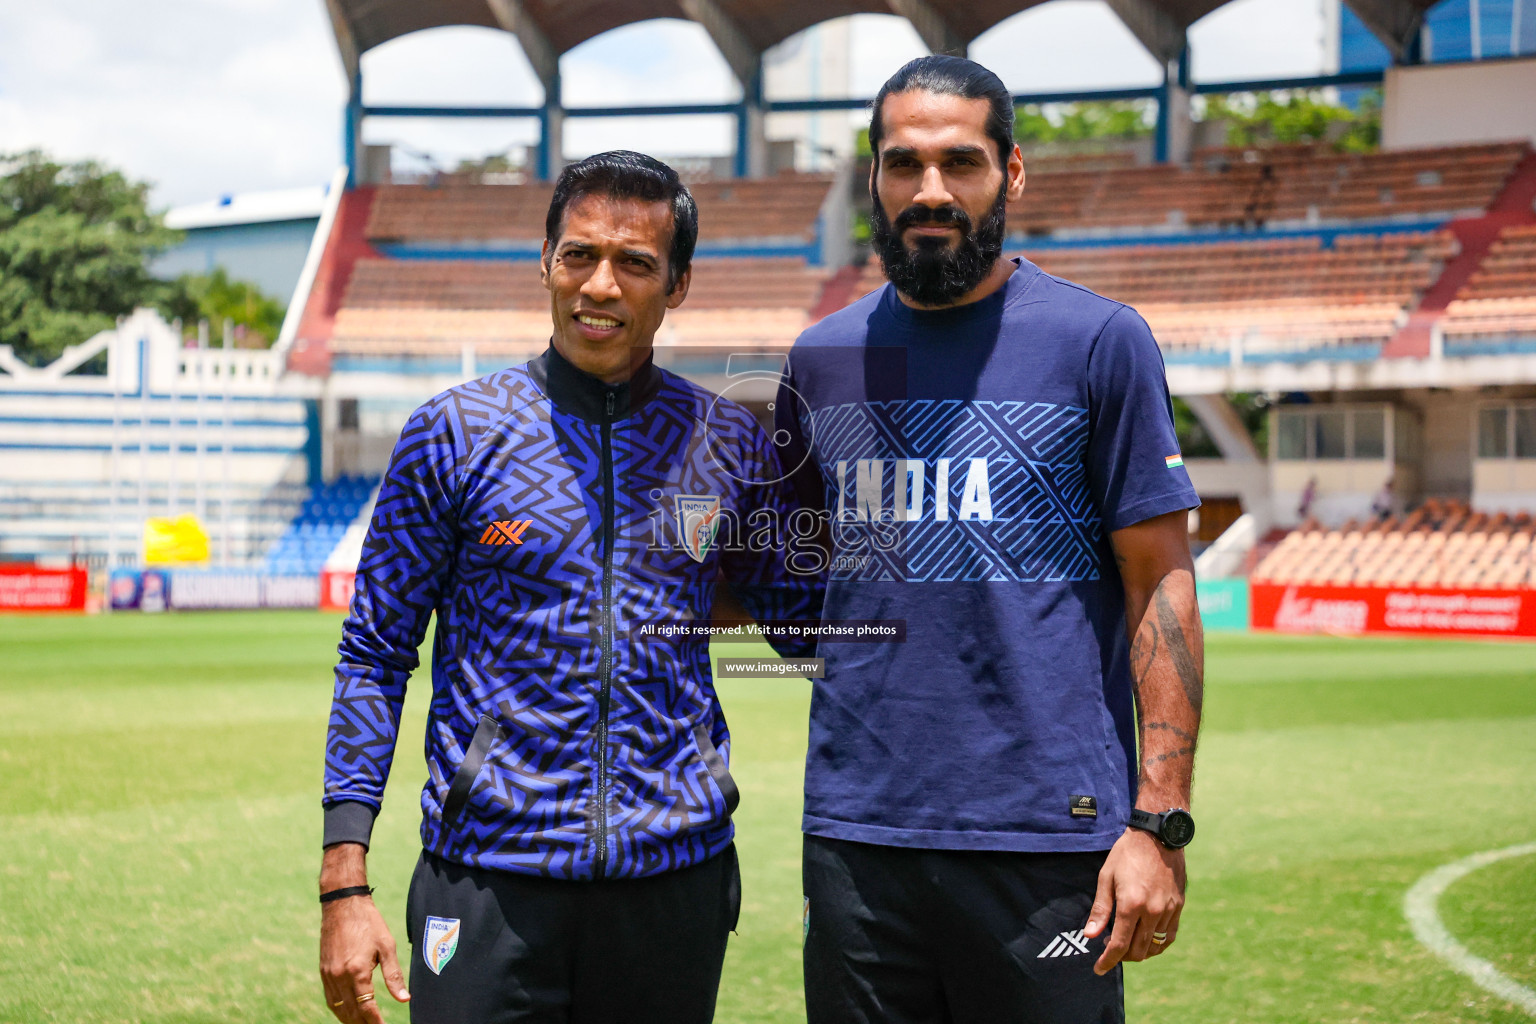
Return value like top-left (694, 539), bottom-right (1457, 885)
top-left (1128, 808), bottom-right (1196, 849)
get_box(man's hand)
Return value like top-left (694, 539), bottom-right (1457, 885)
top-left (319, 844), bottom-right (409, 1023)
top-left (1083, 827), bottom-right (1186, 975)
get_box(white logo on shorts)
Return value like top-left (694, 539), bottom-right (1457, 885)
top-left (423, 916), bottom-right (460, 974)
top-left (1038, 929), bottom-right (1091, 958)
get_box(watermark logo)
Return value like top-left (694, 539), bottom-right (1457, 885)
top-left (700, 352), bottom-right (815, 488)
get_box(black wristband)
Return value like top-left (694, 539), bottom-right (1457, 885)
top-left (319, 885), bottom-right (375, 904)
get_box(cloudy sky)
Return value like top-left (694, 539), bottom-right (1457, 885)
top-left (0, 0), bottom-right (1332, 210)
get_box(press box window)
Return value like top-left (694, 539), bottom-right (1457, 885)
top-left (1314, 410), bottom-right (1348, 460)
top-left (1478, 408), bottom-right (1509, 458)
top-left (1276, 406), bottom-right (1393, 461)
top-left (1352, 409), bottom-right (1386, 459)
top-left (1517, 408), bottom-right (1536, 459)
top-left (1277, 411), bottom-right (1309, 459)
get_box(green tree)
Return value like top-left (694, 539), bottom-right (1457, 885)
top-left (1201, 90), bottom-right (1380, 150)
top-left (856, 99), bottom-right (1154, 156)
top-left (1335, 89), bottom-right (1382, 153)
top-left (1014, 101), bottom-right (1155, 143)
top-left (0, 150), bottom-right (182, 365)
top-left (1172, 393), bottom-right (1270, 458)
top-left (160, 268), bottom-right (287, 348)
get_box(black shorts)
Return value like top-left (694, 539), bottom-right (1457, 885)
top-left (405, 846), bottom-right (740, 1024)
top-left (803, 834), bottom-right (1123, 1024)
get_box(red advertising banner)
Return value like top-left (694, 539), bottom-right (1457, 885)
top-left (1251, 582), bottom-right (1536, 639)
top-left (320, 568), bottom-right (357, 613)
top-left (0, 564), bottom-right (88, 612)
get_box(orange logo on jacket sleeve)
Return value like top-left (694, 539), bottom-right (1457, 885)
top-left (478, 520), bottom-right (532, 545)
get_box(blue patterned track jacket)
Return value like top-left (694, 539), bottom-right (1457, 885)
top-left (322, 345), bottom-right (822, 879)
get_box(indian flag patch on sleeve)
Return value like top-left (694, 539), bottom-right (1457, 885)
top-left (1165, 453), bottom-right (1185, 469)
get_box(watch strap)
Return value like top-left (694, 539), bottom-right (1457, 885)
top-left (1128, 808), bottom-right (1163, 835)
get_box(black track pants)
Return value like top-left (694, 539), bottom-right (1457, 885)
top-left (803, 834), bottom-right (1124, 1024)
top-left (406, 846), bottom-right (740, 1024)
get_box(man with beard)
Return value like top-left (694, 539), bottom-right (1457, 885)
top-left (774, 56), bottom-right (1205, 1023)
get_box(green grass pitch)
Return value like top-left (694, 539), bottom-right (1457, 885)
top-left (1, 613), bottom-right (1533, 1022)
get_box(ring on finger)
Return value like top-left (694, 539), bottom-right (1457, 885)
top-left (1151, 931), bottom-right (1169, 945)
top-left (332, 1000), bottom-right (346, 1008)
top-left (356, 992), bottom-right (376, 1004)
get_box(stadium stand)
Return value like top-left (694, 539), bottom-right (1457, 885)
top-left (1251, 500), bottom-right (1536, 589)
top-left (260, 475), bottom-right (379, 576)
top-left (331, 259), bottom-right (549, 358)
top-left (1234, 141), bottom-right (1526, 224)
top-left (302, 173), bottom-right (842, 364)
top-left (273, 135), bottom-right (1536, 585)
top-left (0, 316), bottom-right (314, 567)
top-left (366, 184), bottom-right (553, 244)
top-left (297, 141), bottom-right (1534, 370)
top-left (1440, 224), bottom-right (1536, 342)
top-left (1004, 141), bottom-right (1528, 237)
top-left (329, 256), bottom-right (830, 356)
top-left (848, 231), bottom-right (1456, 358)
top-left (1014, 150), bottom-right (1139, 175)
top-left (1044, 232), bottom-right (1455, 357)
top-left (0, 480), bottom-right (307, 564)
top-left (365, 174), bottom-right (832, 247)
top-left (689, 176), bottom-right (836, 244)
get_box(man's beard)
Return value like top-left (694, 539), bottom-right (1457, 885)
top-left (871, 183), bottom-right (1008, 306)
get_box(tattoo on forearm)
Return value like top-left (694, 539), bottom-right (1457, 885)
top-left (1144, 720), bottom-right (1196, 744)
top-left (1145, 746), bottom-right (1195, 769)
top-left (1130, 617), bottom-right (1160, 681)
top-left (1152, 586), bottom-right (1203, 717)
top-left (1130, 578), bottom-right (1203, 783)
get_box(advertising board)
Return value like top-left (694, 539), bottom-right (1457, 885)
top-left (163, 571), bottom-right (321, 610)
top-left (1196, 578), bottom-right (1249, 631)
top-left (319, 569), bottom-right (357, 613)
top-left (1250, 583), bottom-right (1536, 639)
top-left (0, 564), bottom-right (88, 612)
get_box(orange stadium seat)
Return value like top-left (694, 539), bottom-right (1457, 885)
top-left (1006, 141), bottom-right (1527, 236)
top-left (329, 256), bottom-right (832, 356)
top-left (365, 173), bottom-right (834, 245)
top-left (849, 230), bottom-right (1454, 357)
top-left (327, 174), bottom-right (839, 358)
top-left (320, 142), bottom-right (1532, 364)
top-left (1251, 502), bottom-right (1536, 590)
top-left (1442, 224), bottom-right (1536, 340)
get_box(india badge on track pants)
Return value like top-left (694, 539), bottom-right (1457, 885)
top-left (406, 846), bottom-right (740, 1024)
top-left (803, 835), bottom-right (1124, 1024)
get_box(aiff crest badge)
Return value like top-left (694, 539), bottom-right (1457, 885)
top-left (423, 916), bottom-right (460, 975)
top-left (675, 495), bottom-right (722, 563)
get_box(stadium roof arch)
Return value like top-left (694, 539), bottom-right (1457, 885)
top-left (326, 0), bottom-right (1442, 179)
top-left (325, 0), bottom-right (1442, 74)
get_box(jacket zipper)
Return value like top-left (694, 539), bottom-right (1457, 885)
top-left (595, 388), bottom-right (617, 877)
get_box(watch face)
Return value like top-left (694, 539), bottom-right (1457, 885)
top-left (1162, 810), bottom-right (1195, 848)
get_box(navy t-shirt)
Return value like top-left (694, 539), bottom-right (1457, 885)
top-left (776, 258), bottom-right (1200, 852)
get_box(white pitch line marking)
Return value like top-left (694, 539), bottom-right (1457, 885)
top-left (1403, 841), bottom-right (1536, 1017)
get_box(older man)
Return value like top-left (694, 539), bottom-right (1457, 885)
top-left (317, 151), bottom-right (820, 1024)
